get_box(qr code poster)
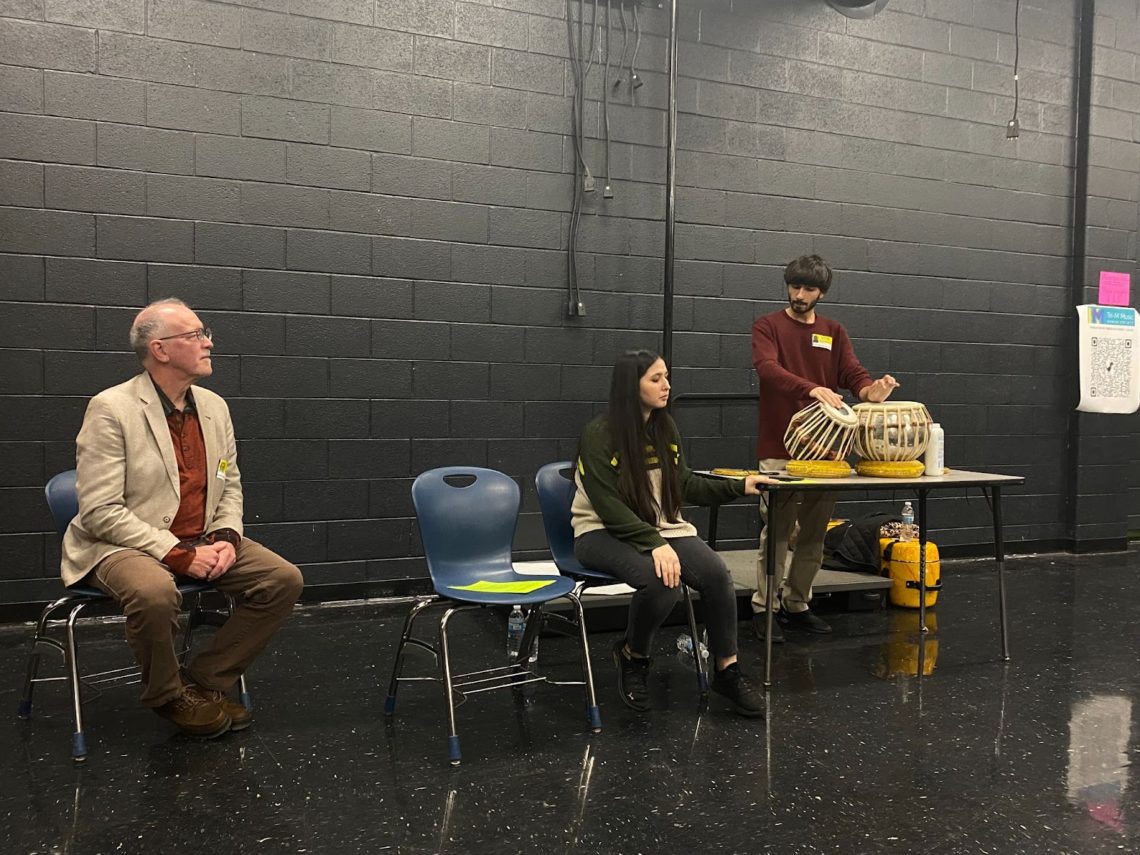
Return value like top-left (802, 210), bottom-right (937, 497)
top-left (1076, 305), bottom-right (1139, 414)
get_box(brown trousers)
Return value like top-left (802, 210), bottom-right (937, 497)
top-left (90, 538), bottom-right (304, 707)
top-left (751, 458), bottom-right (838, 615)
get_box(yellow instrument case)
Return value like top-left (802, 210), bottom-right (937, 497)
top-left (879, 538), bottom-right (941, 608)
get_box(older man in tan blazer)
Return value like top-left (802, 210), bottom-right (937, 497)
top-left (63, 298), bottom-right (303, 738)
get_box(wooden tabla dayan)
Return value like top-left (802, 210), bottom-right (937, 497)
top-left (852, 401), bottom-right (932, 462)
top-left (783, 400), bottom-right (857, 462)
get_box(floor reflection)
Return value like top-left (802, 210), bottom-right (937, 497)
top-left (2, 549), bottom-right (1139, 853)
top-left (872, 609), bottom-right (939, 680)
top-left (1067, 695), bottom-right (1131, 834)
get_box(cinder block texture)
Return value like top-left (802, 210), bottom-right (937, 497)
top-left (0, 0), bottom-right (1137, 601)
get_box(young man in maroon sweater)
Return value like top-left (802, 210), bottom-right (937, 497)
top-left (751, 255), bottom-right (898, 642)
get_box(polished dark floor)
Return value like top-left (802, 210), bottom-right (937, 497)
top-left (2, 549), bottom-right (1138, 854)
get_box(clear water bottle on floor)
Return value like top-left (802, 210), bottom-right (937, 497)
top-left (676, 632), bottom-right (710, 660)
top-left (507, 604), bottom-right (525, 660)
top-left (900, 501), bottom-right (915, 542)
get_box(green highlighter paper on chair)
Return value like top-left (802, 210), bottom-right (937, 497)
top-left (448, 579), bottom-right (557, 594)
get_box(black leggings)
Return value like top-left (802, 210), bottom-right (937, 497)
top-left (574, 530), bottom-right (738, 659)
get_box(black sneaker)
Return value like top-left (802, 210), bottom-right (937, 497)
top-left (711, 663), bottom-right (765, 718)
top-left (777, 607), bottom-right (832, 635)
top-left (752, 612), bottom-right (785, 644)
top-left (612, 639), bottom-right (651, 712)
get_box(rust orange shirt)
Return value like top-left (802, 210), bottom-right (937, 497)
top-left (166, 403), bottom-right (208, 540)
top-left (151, 380), bottom-right (239, 574)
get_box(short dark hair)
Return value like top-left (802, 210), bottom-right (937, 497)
top-left (783, 255), bottom-right (832, 294)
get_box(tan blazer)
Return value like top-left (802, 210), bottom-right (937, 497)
top-left (61, 372), bottom-right (245, 586)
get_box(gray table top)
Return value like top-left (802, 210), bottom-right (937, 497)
top-left (702, 468), bottom-right (1025, 492)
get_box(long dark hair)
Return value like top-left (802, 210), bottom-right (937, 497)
top-left (606, 349), bottom-right (682, 526)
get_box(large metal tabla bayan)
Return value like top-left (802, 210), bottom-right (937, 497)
top-left (852, 401), bottom-right (932, 462)
top-left (783, 401), bottom-right (857, 478)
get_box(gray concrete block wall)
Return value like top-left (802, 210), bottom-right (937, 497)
top-left (0, 0), bottom-right (1138, 602)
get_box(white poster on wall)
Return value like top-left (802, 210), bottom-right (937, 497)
top-left (1076, 305), bottom-right (1139, 414)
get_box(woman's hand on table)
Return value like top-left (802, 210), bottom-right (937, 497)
top-left (651, 543), bottom-right (682, 588)
top-left (743, 474), bottom-right (779, 494)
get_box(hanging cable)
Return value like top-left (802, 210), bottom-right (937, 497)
top-left (628, 1), bottom-right (643, 101)
top-left (614, 2), bottom-right (630, 95)
top-left (630, 2), bottom-right (643, 99)
top-left (566, 0), bottom-right (602, 316)
top-left (601, 0), bottom-right (614, 198)
top-left (565, 0), bottom-right (582, 314)
top-left (1006, 0), bottom-right (1021, 139)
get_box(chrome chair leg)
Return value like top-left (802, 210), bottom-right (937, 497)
top-left (438, 606), bottom-right (463, 766)
top-left (567, 590), bottom-right (602, 732)
top-left (64, 602), bottom-right (89, 762)
top-left (17, 597), bottom-right (68, 719)
top-left (17, 644), bottom-right (41, 720)
top-left (222, 595), bottom-right (253, 712)
top-left (384, 597), bottom-right (435, 715)
top-left (682, 586), bottom-right (708, 695)
top-left (180, 591), bottom-right (200, 658)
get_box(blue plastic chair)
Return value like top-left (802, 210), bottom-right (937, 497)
top-left (17, 470), bottom-right (249, 762)
top-left (535, 461), bottom-right (710, 694)
top-left (385, 466), bottom-right (602, 765)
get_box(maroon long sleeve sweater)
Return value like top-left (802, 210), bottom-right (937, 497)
top-left (752, 309), bottom-right (873, 460)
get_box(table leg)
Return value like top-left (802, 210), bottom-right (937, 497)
top-left (918, 489), bottom-right (928, 636)
top-left (764, 488), bottom-right (776, 688)
top-left (991, 486), bottom-right (1010, 661)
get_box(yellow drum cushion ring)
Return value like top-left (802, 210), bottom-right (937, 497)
top-left (856, 459), bottom-right (926, 479)
top-left (786, 459), bottom-right (854, 479)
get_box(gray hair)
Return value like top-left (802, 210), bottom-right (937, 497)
top-left (130, 298), bottom-right (188, 361)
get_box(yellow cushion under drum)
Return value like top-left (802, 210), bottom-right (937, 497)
top-left (786, 459), bottom-right (854, 479)
top-left (856, 459), bottom-right (925, 479)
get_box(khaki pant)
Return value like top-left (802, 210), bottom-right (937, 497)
top-left (751, 458), bottom-right (837, 615)
top-left (90, 538), bottom-right (304, 707)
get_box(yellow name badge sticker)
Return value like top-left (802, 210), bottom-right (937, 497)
top-left (216, 459), bottom-right (228, 480)
top-left (811, 334), bottom-right (833, 351)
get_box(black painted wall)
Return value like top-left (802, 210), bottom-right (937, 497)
top-left (1, 0), bottom-right (1138, 605)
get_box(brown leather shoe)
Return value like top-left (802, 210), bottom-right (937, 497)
top-left (188, 685), bottom-right (252, 731)
top-left (154, 688), bottom-right (231, 738)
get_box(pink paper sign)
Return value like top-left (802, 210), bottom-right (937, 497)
top-left (1098, 271), bottom-right (1131, 306)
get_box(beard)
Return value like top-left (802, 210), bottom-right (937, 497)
top-left (788, 295), bottom-right (819, 316)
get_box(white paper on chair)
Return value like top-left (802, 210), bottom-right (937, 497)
top-left (512, 561), bottom-right (561, 576)
top-left (579, 583), bottom-right (636, 596)
top-left (1076, 305), bottom-right (1139, 414)
top-left (512, 560), bottom-right (634, 594)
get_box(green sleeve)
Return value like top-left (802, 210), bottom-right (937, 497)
top-left (577, 418), bottom-right (669, 553)
top-left (674, 423), bottom-right (747, 506)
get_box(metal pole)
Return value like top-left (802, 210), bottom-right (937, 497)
top-left (662, 0), bottom-right (678, 366)
top-left (1064, 0), bottom-right (1094, 544)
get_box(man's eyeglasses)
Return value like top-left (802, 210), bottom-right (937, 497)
top-left (156, 327), bottom-right (213, 343)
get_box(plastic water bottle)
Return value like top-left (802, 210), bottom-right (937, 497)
top-left (507, 605), bottom-right (525, 660)
top-left (675, 632), bottom-right (710, 660)
top-left (900, 501), bottom-right (915, 542)
top-left (923, 423), bottom-right (945, 476)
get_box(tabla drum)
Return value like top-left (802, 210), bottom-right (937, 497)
top-left (852, 401), bottom-right (932, 462)
top-left (783, 401), bottom-right (857, 462)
